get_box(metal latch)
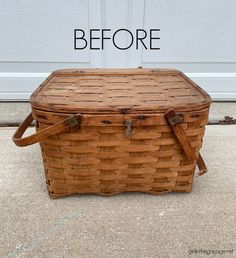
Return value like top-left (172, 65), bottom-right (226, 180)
top-left (68, 116), bottom-right (80, 127)
top-left (125, 120), bottom-right (132, 136)
top-left (167, 114), bottom-right (184, 126)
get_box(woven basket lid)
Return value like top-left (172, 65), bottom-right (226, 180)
top-left (30, 68), bottom-right (211, 114)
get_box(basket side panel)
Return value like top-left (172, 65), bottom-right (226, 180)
top-left (34, 108), bottom-right (210, 197)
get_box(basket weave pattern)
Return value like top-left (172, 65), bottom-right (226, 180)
top-left (13, 69), bottom-right (211, 198)
top-left (35, 108), bottom-right (209, 198)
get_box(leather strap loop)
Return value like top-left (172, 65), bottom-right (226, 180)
top-left (12, 112), bottom-right (82, 147)
top-left (165, 108), bottom-right (207, 176)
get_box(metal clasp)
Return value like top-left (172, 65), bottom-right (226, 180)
top-left (125, 120), bottom-right (132, 136)
top-left (68, 116), bottom-right (80, 127)
top-left (167, 114), bottom-right (184, 126)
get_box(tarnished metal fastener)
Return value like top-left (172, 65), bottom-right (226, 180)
top-left (68, 116), bottom-right (80, 127)
top-left (125, 120), bottom-right (132, 136)
top-left (167, 114), bottom-right (184, 126)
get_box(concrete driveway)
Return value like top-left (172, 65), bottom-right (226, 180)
top-left (0, 126), bottom-right (235, 258)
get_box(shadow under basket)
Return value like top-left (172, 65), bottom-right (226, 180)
top-left (12, 68), bottom-right (211, 198)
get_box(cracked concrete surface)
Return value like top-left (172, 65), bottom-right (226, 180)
top-left (0, 126), bottom-right (236, 258)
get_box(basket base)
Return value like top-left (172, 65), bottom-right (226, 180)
top-left (47, 187), bottom-right (193, 199)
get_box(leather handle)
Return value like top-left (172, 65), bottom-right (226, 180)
top-left (165, 109), bottom-right (207, 176)
top-left (12, 112), bottom-right (82, 147)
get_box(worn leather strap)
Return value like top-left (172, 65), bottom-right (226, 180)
top-left (165, 109), bottom-right (207, 176)
top-left (12, 112), bottom-right (82, 147)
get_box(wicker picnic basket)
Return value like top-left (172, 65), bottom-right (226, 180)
top-left (13, 68), bottom-right (211, 198)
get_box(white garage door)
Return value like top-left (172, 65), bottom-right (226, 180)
top-left (0, 0), bottom-right (236, 100)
